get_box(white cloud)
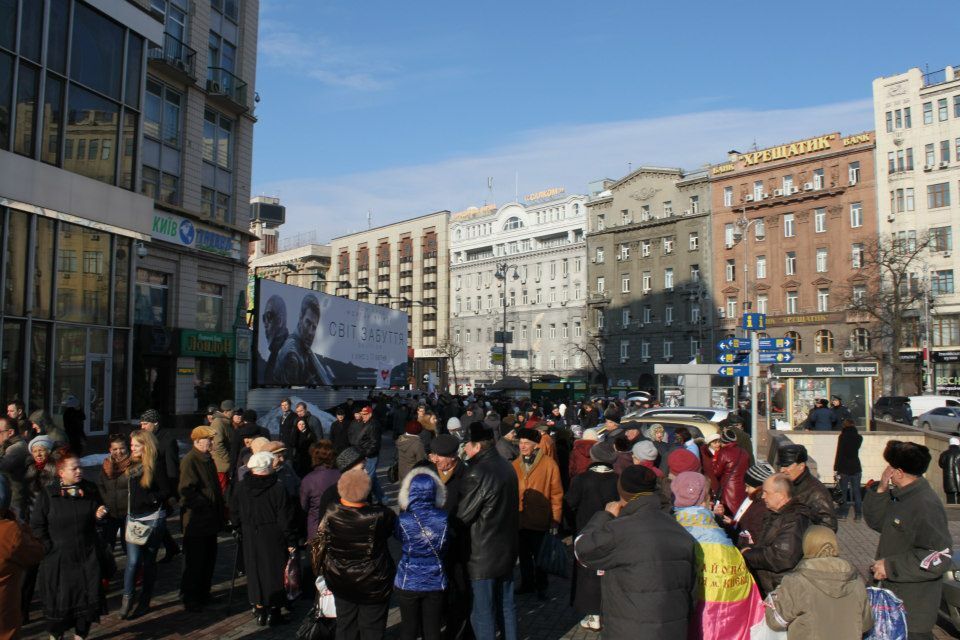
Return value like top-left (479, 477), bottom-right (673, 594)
top-left (255, 99), bottom-right (874, 241)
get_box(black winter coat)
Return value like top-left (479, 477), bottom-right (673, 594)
top-left (155, 428), bottom-right (181, 491)
top-left (316, 502), bottom-right (396, 604)
top-left (791, 467), bottom-right (838, 531)
top-left (575, 494), bottom-right (697, 639)
top-left (96, 465), bottom-right (130, 520)
top-left (834, 425), bottom-right (863, 475)
top-left (742, 500), bottom-right (810, 595)
top-left (564, 463), bottom-right (619, 616)
top-left (456, 447), bottom-right (519, 580)
top-left (127, 464), bottom-right (172, 517)
top-left (21, 458), bottom-right (56, 521)
top-left (178, 447), bottom-right (224, 537)
top-left (278, 411), bottom-right (298, 449)
top-left (940, 446), bottom-right (960, 494)
top-left (329, 419), bottom-right (351, 454)
top-left (231, 473), bottom-right (297, 607)
top-left (30, 479), bottom-right (104, 627)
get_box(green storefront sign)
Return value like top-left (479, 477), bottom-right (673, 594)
top-left (179, 329), bottom-right (236, 358)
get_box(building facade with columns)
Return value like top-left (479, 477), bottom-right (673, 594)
top-left (448, 192), bottom-right (589, 392)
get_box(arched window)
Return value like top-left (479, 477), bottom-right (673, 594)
top-left (815, 330), bottom-right (833, 353)
top-left (852, 327), bottom-right (871, 352)
top-left (503, 217), bottom-right (524, 231)
top-left (455, 228), bottom-right (461, 240)
top-left (786, 331), bottom-right (802, 353)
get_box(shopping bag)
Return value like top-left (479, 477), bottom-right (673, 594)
top-left (536, 532), bottom-right (569, 578)
top-left (749, 620), bottom-right (788, 640)
top-left (315, 575), bottom-right (337, 617)
top-left (296, 605), bottom-right (336, 640)
top-left (863, 585), bottom-right (908, 640)
top-left (284, 549), bottom-right (302, 601)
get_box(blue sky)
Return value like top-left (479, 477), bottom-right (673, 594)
top-left (252, 0), bottom-right (960, 240)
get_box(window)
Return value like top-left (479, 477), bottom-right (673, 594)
top-left (783, 214), bottom-right (795, 237)
top-left (596, 215), bottom-right (605, 231)
top-left (905, 107), bottom-right (912, 127)
top-left (785, 251), bottom-right (796, 275)
top-left (691, 264), bottom-right (700, 282)
top-left (755, 218), bottom-right (765, 239)
top-left (663, 340), bottom-right (673, 359)
top-left (753, 180), bottom-right (764, 200)
top-left (786, 290), bottom-right (798, 314)
top-left (852, 243), bottom-right (864, 268)
top-left (549, 261), bottom-right (557, 279)
top-left (619, 340), bottom-right (629, 361)
top-left (642, 271), bottom-right (652, 293)
top-left (664, 305), bottom-right (673, 325)
top-left (622, 308), bottom-right (631, 327)
top-left (848, 161), bottom-right (860, 185)
top-left (641, 240), bottom-right (650, 257)
top-left (641, 340), bottom-right (650, 359)
top-left (689, 232), bottom-right (699, 250)
top-left (197, 281), bottom-right (224, 330)
top-left (939, 98), bottom-right (949, 121)
top-left (757, 294), bottom-right (768, 314)
top-left (905, 188), bottom-right (915, 211)
top-left (813, 169), bottom-right (824, 189)
top-left (933, 316), bottom-right (960, 347)
top-left (850, 202), bottom-right (863, 227)
top-left (932, 270), bottom-right (955, 296)
top-left (135, 268), bottom-right (169, 325)
top-left (621, 275), bottom-right (630, 293)
top-left (853, 328), bottom-right (871, 352)
top-left (726, 297), bottom-right (737, 319)
top-left (690, 195), bottom-right (700, 214)
top-left (930, 226), bottom-right (953, 252)
top-left (640, 205), bottom-right (651, 221)
top-left (664, 268), bottom-right (674, 289)
top-left (619, 244), bottom-right (630, 260)
top-left (663, 201), bottom-right (672, 216)
top-left (663, 236), bottom-right (674, 254)
top-left (643, 306), bottom-right (652, 324)
top-left (454, 329), bottom-right (460, 343)
top-left (926, 143), bottom-right (936, 167)
top-left (202, 108), bottom-right (233, 169)
top-left (725, 259), bottom-right (736, 282)
top-left (503, 216), bottom-right (523, 231)
top-left (886, 111), bottom-right (893, 132)
top-left (690, 338), bottom-right (700, 358)
top-left (521, 290), bottom-right (529, 305)
top-left (549, 324), bottom-right (557, 339)
top-left (562, 259), bottom-right (568, 276)
top-left (814, 208), bottom-right (826, 233)
top-left (596, 277), bottom-right (605, 293)
top-left (853, 285), bottom-right (867, 305)
top-left (574, 321), bottom-right (582, 338)
top-left (574, 257), bottom-right (582, 273)
top-left (595, 247), bottom-right (604, 263)
top-left (723, 186), bottom-right (733, 207)
top-left (535, 324), bottom-right (542, 339)
top-left (928, 182), bottom-right (951, 208)
top-left (690, 303), bottom-right (700, 323)
top-left (817, 288), bottom-right (829, 312)
top-left (782, 175), bottom-right (793, 193)
top-left (924, 101), bottom-right (933, 124)
top-left (520, 325), bottom-right (527, 339)
top-left (756, 255), bottom-right (766, 279)
top-left (725, 223), bottom-right (735, 247)
top-left (548, 288), bottom-right (556, 303)
top-left (815, 330), bottom-right (833, 353)
top-left (816, 248), bottom-right (828, 273)
top-left (534, 290), bottom-right (541, 304)
top-left (621, 209), bottom-right (631, 224)
top-left (943, 140), bottom-right (951, 163)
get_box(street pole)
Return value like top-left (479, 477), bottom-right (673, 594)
top-left (750, 330), bottom-right (759, 462)
top-left (502, 282), bottom-right (508, 381)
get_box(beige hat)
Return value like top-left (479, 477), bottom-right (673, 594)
top-left (250, 437), bottom-right (271, 454)
top-left (265, 440), bottom-right (287, 454)
top-left (190, 426), bottom-right (216, 441)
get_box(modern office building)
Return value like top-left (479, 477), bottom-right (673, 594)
top-left (448, 192), bottom-right (589, 392)
top-left (331, 211), bottom-right (450, 389)
top-left (585, 168), bottom-right (713, 392)
top-left (873, 65), bottom-right (960, 394)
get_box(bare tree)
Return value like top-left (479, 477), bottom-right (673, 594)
top-left (435, 339), bottom-right (464, 393)
top-left (844, 235), bottom-right (933, 394)
top-left (569, 332), bottom-right (609, 396)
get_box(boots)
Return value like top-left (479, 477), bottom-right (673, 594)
top-left (118, 595), bottom-right (134, 620)
top-left (129, 588), bottom-right (152, 619)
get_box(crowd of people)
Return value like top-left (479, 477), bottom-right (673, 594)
top-left (0, 392), bottom-right (953, 640)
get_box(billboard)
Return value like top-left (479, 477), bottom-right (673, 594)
top-left (254, 279), bottom-right (408, 388)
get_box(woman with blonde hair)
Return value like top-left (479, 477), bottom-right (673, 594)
top-left (120, 429), bottom-right (172, 619)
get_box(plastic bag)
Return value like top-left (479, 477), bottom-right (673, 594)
top-left (536, 532), bottom-right (569, 578)
top-left (863, 586), bottom-right (908, 640)
top-left (315, 575), bottom-right (337, 618)
top-left (296, 606), bottom-right (336, 640)
top-left (749, 621), bottom-right (787, 640)
top-left (284, 549), bottom-right (302, 601)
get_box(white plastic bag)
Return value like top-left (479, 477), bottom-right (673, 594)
top-left (750, 620), bottom-right (788, 640)
top-left (315, 576), bottom-right (337, 618)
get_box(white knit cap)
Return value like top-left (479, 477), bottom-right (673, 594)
top-left (247, 451), bottom-right (275, 473)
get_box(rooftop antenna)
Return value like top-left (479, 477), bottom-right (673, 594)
top-left (485, 177), bottom-right (493, 207)
top-left (628, 162), bottom-right (632, 173)
top-left (751, 138), bottom-right (759, 152)
top-left (366, 210), bottom-right (372, 229)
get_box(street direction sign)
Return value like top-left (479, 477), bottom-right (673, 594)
top-left (510, 350), bottom-right (529, 359)
top-left (717, 352), bottom-right (747, 364)
top-left (490, 346), bottom-right (504, 354)
top-left (758, 351), bottom-right (794, 364)
top-left (757, 337), bottom-right (794, 350)
top-left (494, 331), bottom-right (513, 344)
top-left (717, 337), bottom-right (751, 351)
top-left (741, 313), bottom-right (767, 331)
top-left (717, 365), bottom-right (750, 377)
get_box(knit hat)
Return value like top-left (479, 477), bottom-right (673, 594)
top-left (802, 525), bottom-right (839, 559)
top-left (190, 426), bottom-right (215, 441)
top-left (777, 444), bottom-right (808, 466)
top-left (220, 400), bottom-right (235, 411)
top-left (405, 421), bottom-right (423, 435)
top-left (247, 451), bottom-right (275, 473)
top-left (703, 433), bottom-right (721, 445)
top-left (28, 435), bottom-right (54, 451)
top-left (139, 409), bottom-right (160, 424)
top-left (516, 428), bottom-right (541, 443)
top-left (667, 449), bottom-right (700, 475)
top-left (360, 406), bottom-right (372, 415)
top-left (883, 440), bottom-right (932, 476)
top-left (672, 471), bottom-right (708, 508)
top-left (618, 465), bottom-right (657, 500)
top-left (631, 440), bottom-right (658, 462)
top-left (242, 409), bottom-right (258, 422)
top-left (582, 428), bottom-right (599, 441)
top-left (720, 427), bottom-right (738, 443)
top-left (250, 437), bottom-right (271, 454)
top-left (468, 422), bottom-right (494, 443)
top-left (338, 467), bottom-right (371, 503)
top-left (335, 447), bottom-right (365, 473)
top-left (430, 434), bottom-right (460, 457)
top-left (447, 417), bottom-right (462, 432)
top-left (604, 409), bottom-right (620, 425)
top-left (745, 462), bottom-right (776, 487)
top-left (590, 441), bottom-right (618, 465)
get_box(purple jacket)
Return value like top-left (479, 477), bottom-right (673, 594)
top-left (300, 466), bottom-right (340, 540)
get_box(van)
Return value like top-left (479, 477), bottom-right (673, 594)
top-left (874, 395), bottom-right (960, 425)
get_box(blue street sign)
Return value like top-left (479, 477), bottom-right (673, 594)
top-left (717, 365), bottom-right (750, 377)
top-left (717, 337), bottom-right (750, 351)
top-left (742, 313), bottom-right (766, 331)
top-left (759, 351), bottom-right (794, 364)
top-left (757, 337), bottom-right (794, 350)
top-left (717, 352), bottom-right (747, 364)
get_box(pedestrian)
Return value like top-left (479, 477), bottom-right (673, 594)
top-left (713, 427), bottom-right (750, 516)
top-left (564, 441), bottom-right (619, 631)
top-left (62, 396), bottom-right (86, 456)
top-left (0, 416), bottom-right (27, 517)
top-left (277, 397), bottom-right (297, 448)
top-left (231, 451), bottom-right (297, 626)
top-left (833, 418), bottom-right (863, 519)
top-left (777, 444), bottom-right (837, 531)
top-left (648, 424), bottom-right (675, 476)
top-left (568, 428), bottom-right (599, 480)
top-left (178, 426), bottom-right (225, 612)
top-left (804, 399), bottom-right (834, 431)
top-left (395, 468), bottom-right (450, 640)
top-left (289, 416), bottom-right (318, 477)
top-left (138, 409), bottom-right (181, 563)
top-left (864, 440), bottom-right (952, 640)
top-left (96, 434), bottom-right (131, 554)
top-left (6, 400), bottom-right (29, 440)
top-left (329, 407), bottom-right (351, 455)
top-left (741, 473), bottom-right (810, 596)
top-left (938, 436), bottom-right (960, 505)
top-left (457, 422), bottom-right (520, 640)
top-left (397, 421), bottom-right (427, 482)
top-left (700, 432), bottom-right (721, 494)
top-left (314, 466), bottom-right (396, 639)
top-left (210, 400), bottom-right (236, 493)
top-left (419, 408), bottom-right (439, 452)
top-left (660, 448), bottom-right (701, 510)
top-left (300, 440), bottom-right (340, 541)
top-left (764, 525), bottom-right (872, 639)
top-left (351, 406), bottom-right (386, 505)
top-left (829, 395), bottom-right (853, 430)
top-left (631, 440), bottom-right (664, 477)
top-left (674, 427), bottom-right (700, 460)
top-left (31, 453), bottom-right (109, 640)
top-left (120, 429), bottom-right (172, 619)
top-left (719, 415), bottom-right (755, 465)
top-left (19, 434), bottom-right (57, 622)
top-left (27, 409), bottom-right (67, 447)
top-left (716, 462), bottom-right (774, 549)
top-left (672, 471), bottom-right (765, 640)
top-left (0, 473), bottom-right (44, 640)
top-left (295, 401), bottom-right (325, 440)
top-left (575, 465), bottom-right (697, 638)
top-left (512, 427), bottom-right (563, 599)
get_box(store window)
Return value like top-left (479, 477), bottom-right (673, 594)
top-left (135, 268), bottom-right (170, 325)
top-left (197, 281), bottom-right (224, 330)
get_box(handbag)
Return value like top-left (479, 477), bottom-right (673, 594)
top-left (124, 483), bottom-right (163, 546)
top-left (296, 605), bottom-right (336, 640)
top-left (536, 532), bottom-right (569, 578)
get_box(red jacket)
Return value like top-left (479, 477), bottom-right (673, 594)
top-left (713, 442), bottom-right (750, 514)
top-left (569, 440), bottom-right (593, 480)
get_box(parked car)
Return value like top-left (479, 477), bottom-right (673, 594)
top-left (874, 395), bottom-right (960, 425)
top-left (940, 548), bottom-right (960, 630)
top-left (918, 406), bottom-right (960, 434)
top-left (631, 406), bottom-right (733, 424)
top-left (612, 416), bottom-right (720, 444)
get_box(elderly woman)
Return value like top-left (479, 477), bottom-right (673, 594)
top-left (314, 466), bottom-right (396, 640)
top-left (231, 451), bottom-right (297, 626)
top-left (31, 453), bottom-right (109, 640)
top-left (20, 435), bottom-right (58, 622)
top-left (300, 440), bottom-right (340, 541)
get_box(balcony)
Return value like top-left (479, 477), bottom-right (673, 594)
top-left (206, 67), bottom-right (248, 111)
top-left (148, 33), bottom-right (197, 82)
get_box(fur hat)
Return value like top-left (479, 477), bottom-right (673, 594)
top-left (398, 467), bottom-right (446, 510)
top-left (883, 440), bottom-right (931, 476)
top-left (777, 444), bottom-right (808, 466)
top-left (338, 467), bottom-right (372, 503)
top-left (589, 441), bottom-right (618, 465)
top-left (28, 435), bottom-right (54, 451)
top-left (247, 451), bottom-right (275, 473)
top-left (618, 465), bottom-right (658, 500)
top-left (672, 471), bottom-right (708, 508)
top-left (631, 440), bottom-right (658, 462)
top-left (190, 426), bottom-right (215, 441)
top-left (667, 449), bottom-right (700, 475)
top-left (720, 427), bottom-right (738, 443)
top-left (516, 428), bottom-right (541, 443)
top-left (335, 447), bottom-right (365, 473)
top-left (468, 422), bottom-right (494, 443)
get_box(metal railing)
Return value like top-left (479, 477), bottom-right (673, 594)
top-left (206, 67), bottom-right (247, 108)
top-left (148, 33), bottom-right (196, 78)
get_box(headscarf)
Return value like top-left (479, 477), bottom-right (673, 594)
top-left (802, 525), bottom-right (839, 559)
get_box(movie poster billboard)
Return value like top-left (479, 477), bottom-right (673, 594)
top-left (254, 279), bottom-right (408, 388)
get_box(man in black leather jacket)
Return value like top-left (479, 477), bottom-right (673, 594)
top-left (742, 473), bottom-right (811, 595)
top-left (939, 437), bottom-right (960, 504)
top-left (777, 444), bottom-right (837, 532)
top-left (457, 423), bottom-right (520, 640)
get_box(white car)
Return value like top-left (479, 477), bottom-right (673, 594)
top-left (917, 406), bottom-right (960, 434)
top-left (631, 406), bottom-right (733, 423)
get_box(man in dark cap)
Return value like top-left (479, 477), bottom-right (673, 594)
top-left (829, 395), bottom-right (852, 430)
top-left (575, 465), bottom-right (697, 638)
top-left (742, 473), bottom-right (810, 595)
top-left (864, 440), bottom-right (951, 640)
top-left (777, 443), bottom-right (837, 532)
top-left (457, 423), bottom-right (520, 640)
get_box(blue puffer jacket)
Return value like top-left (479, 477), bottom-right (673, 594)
top-left (394, 467), bottom-right (450, 592)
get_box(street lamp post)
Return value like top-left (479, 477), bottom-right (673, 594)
top-left (732, 208), bottom-right (762, 461)
top-left (494, 262), bottom-right (522, 381)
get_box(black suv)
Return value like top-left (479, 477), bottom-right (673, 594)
top-left (873, 396), bottom-right (912, 424)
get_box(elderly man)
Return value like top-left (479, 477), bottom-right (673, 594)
top-left (742, 473), bottom-right (811, 596)
top-left (777, 443), bottom-right (837, 532)
top-left (211, 400), bottom-right (236, 493)
top-left (864, 440), bottom-right (952, 640)
top-left (178, 426), bottom-right (224, 611)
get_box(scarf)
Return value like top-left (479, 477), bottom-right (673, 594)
top-left (103, 455), bottom-right (132, 479)
top-left (437, 466), bottom-right (455, 483)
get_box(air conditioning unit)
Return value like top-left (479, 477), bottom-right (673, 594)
top-left (887, 214), bottom-right (896, 222)
top-left (924, 165), bottom-right (934, 172)
top-left (665, 321), bottom-right (672, 326)
top-left (945, 251), bottom-right (952, 258)
top-left (620, 357), bottom-right (628, 364)
top-left (843, 349), bottom-right (854, 358)
top-left (940, 161), bottom-right (949, 169)
top-left (762, 192), bottom-right (770, 199)
top-left (591, 258), bottom-right (596, 263)
top-left (803, 182), bottom-right (814, 191)
top-left (206, 80), bottom-right (222, 93)
top-left (789, 186), bottom-right (799, 194)
top-left (683, 209), bottom-right (691, 215)
top-left (756, 233), bottom-right (766, 241)
top-left (616, 256), bottom-right (622, 261)
top-left (641, 356), bottom-right (650, 362)
top-left (774, 189), bottom-right (784, 197)
top-left (725, 242), bottom-right (734, 249)
top-left (744, 195), bottom-right (755, 202)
